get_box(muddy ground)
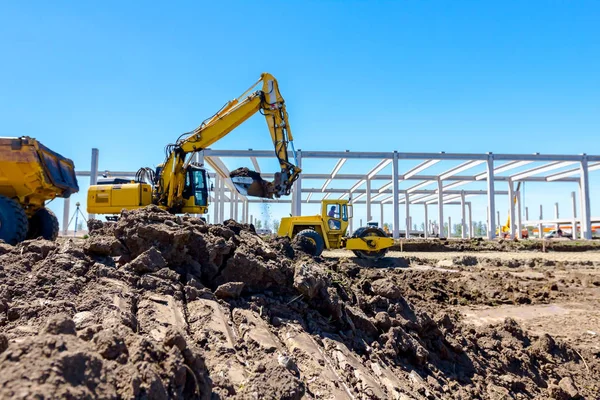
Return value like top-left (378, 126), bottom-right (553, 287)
top-left (391, 238), bottom-right (600, 252)
top-left (1, 207), bottom-right (598, 399)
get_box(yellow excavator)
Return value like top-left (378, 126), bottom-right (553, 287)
top-left (497, 182), bottom-right (529, 239)
top-left (87, 73), bottom-right (301, 217)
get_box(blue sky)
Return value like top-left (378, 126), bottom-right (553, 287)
top-left (1, 1), bottom-right (598, 232)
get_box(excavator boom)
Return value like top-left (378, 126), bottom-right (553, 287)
top-left (158, 72), bottom-right (301, 210)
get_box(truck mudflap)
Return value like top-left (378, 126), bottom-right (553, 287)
top-left (36, 141), bottom-right (79, 197)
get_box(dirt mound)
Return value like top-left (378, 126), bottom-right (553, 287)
top-left (1, 206), bottom-right (598, 399)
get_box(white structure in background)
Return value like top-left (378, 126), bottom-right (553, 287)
top-left (69, 149), bottom-right (599, 240)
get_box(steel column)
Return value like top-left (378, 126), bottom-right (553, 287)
top-left (460, 190), bottom-right (466, 239)
top-left (538, 205), bottom-right (544, 239)
top-left (62, 198), bottom-right (70, 235)
top-left (405, 193), bottom-right (410, 238)
top-left (292, 150), bottom-right (303, 216)
top-left (245, 201), bottom-right (249, 224)
top-left (234, 193), bottom-right (239, 221)
top-left (88, 148), bottom-right (99, 220)
top-left (448, 216), bottom-right (452, 238)
top-left (380, 203), bottom-right (384, 229)
top-left (437, 179), bottom-right (444, 238)
top-left (424, 204), bottom-right (429, 239)
top-left (213, 176), bottom-right (219, 224)
top-left (554, 202), bottom-right (559, 231)
top-left (516, 190), bottom-right (523, 239)
top-left (241, 198), bottom-right (245, 223)
top-left (366, 178), bottom-right (372, 222)
top-left (468, 202), bottom-right (473, 239)
top-left (508, 180), bottom-right (516, 238)
top-left (392, 152), bottom-right (400, 239)
top-left (219, 176), bottom-right (225, 224)
top-left (571, 191), bottom-right (578, 239)
top-left (580, 159), bottom-right (592, 239)
top-left (486, 154), bottom-right (496, 239)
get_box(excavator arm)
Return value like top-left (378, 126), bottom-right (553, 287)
top-left (157, 73), bottom-right (301, 210)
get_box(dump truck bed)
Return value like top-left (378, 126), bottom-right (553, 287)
top-left (0, 137), bottom-right (78, 214)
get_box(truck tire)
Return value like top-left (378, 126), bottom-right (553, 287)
top-left (27, 208), bottom-right (59, 241)
top-left (294, 229), bottom-right (325, 257)
top-left (0, 195), bottom-right (28, 245)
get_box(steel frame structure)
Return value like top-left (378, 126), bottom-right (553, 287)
top-left (66, 148), bottom-right (599, 240)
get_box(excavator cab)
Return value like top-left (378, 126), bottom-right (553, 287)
top-left (182, 165), bottom-right (209, 209)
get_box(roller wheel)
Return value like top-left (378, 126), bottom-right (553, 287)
top-left (27, 208), bottom-right (59, 241)
top-left (294, 229), bottom-right (325, 256)
top-left (351, 227), bottom-right (388, 260)
top-left (0, 195), bottom-right (28, 245)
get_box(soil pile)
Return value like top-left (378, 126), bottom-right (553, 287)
top-left (0, 206), bottom-right (598, 399)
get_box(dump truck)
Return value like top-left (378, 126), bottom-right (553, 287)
top-left (0, 137), bottom-right (79, 244)
top-left (279, 199), bottom-right (394, 259)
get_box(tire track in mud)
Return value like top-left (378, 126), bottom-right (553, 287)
top-left (0, 206), bottom-right (598, 399)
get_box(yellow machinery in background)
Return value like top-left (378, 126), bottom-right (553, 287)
top-left (497, 182), bottom-right (529, 239)
top-left (0, 137), bottom-right (79, 244)
top-left (278, 199), bottom-right (394, 259)
top-left (88, 72), bottom-right (301, 217)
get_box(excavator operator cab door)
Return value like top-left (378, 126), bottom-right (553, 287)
top-left (182, 165), bottom-right (209, 214)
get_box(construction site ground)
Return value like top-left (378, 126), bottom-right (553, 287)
top-left (1, 207), bottom-right (599, 399)
top-left (326, 249), bottom-right (600, 358)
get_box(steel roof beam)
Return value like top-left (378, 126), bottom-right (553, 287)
top-left (510, 161), bottom-right (577, 181)
top-left (203, 149), bottom-right (599, 162)
top-left (250, 157), bottom-right (261, 173)
top-left (403, 159), bottom-right (440, 179)
top-left (76, 171), bottom-right (579, 183)
top-left (546, 162), bottom-right (600, 181)
top-left (475, 160), bottom-right (532, 180)
top-left (439, 160), bottom-right (485, 180)
top-left (205, 156), bottom-right (248, 202)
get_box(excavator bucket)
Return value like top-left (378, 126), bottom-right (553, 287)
top-left (230, 167), bottom-right (274, 199)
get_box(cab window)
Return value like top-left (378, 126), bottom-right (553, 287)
top-left (192, 169), bottom-right (207, 206)
top-left (184, 168), bottom-right (208, 206)
top-left (341, 204), bottom-right (348, 221)
top-left (327, 204), bottom-right (340, 218)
